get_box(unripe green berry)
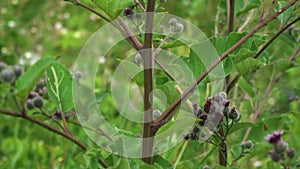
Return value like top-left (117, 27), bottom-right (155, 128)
top-left (0, 68), bottom-right (15, 83)
top-left (26, 100), bottom-right (34, 110)
top-left (32, 96), bottom-right (44, 108)
top-left (13, 65), bottom-right (24, 77)
top-left (0, 62), bottom-right (7, 72)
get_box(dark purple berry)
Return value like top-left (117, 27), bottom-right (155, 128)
top-left (0, 68), bottom-right (15, 83)
top-left (123, 8), bottom-right (134, 17)
top-left (28, 92), bottom-right (38, 99)
top-left (26, 100), bottom-right (34, 110)
top-left (265, 130), bottom-right (283, 144)
top-left (203, 98), bottom-right (212, 113)
top-left (222, 100), bottom-right (230, 107)
top-left (189, 132), bottom-right (197, 140)
top-left (13, 65), bottom-right (24, 77)
top-left (286, 148), bottom-right (295, 159)
top-left (32, 96), bottom-right (44, 108)
top-left (228, 107), bottom-right (238, 119)
top-left (54, 110), bottom-right (62, 119)
top-left (193, 126), bottom-right (200, 133)
top-left (183, 133), bottom-right (189, 140)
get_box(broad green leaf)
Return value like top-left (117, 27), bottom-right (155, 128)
top-left (219, 0), bottom-right (260, 17)
top-left (92, 0), bottom-right (135, 19)
top-left (85, 92), bottom-right (108, 109)
top-left (210, 32), bottom-right (266, 75)
top-left (114, 127), bottom-right (137, 137)
top-left (230, 144), bottom-right (243, 162)
top-left (228, 122), bottom-right (256, 135)
top-left (235, 58), bottom-right (264, 74)
top-left (108, 158), bottom-right (130, 169)
top-left (152, 155), bottom-right (173, 169)
top-left (276, 1), bottom-right (293, 24)
top-left (238, 77), bottom-right (255, 98)
top-left (157, 81), bottom-right (179, 104)
top-left (83, 148), bottom-right (102, 169)
top-left (275, 59), bottom-right (294, 72)
top-left (15, 57), bottom-right (55, 99)
top-left (46, 61), bottom-right (73, 112)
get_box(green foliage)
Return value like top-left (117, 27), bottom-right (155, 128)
top-left (91, 0), bottom-right (135, 19)
top-left (15, 57), bottom-right (55, 99)
top-left (46, 61), bottom-right (74, 112)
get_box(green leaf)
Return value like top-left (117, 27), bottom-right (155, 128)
top-left (238, 77), bottom-right (255, 98)
top-left (276, 1), bottom-right (293, 24)
top-left (235, 58), bottom-right (264, 74)
top-left (152, 155), bottom-right (173, 169)
top-left (46, 61), bottom-right (73, 112)
top-left (91, 0), bottom-right (135, 19)
top-left (219, 0), bottom-right (260, 17)
top-left (228, 122), bottom-right (256, 135)
top-left (15, 57), bottom-right (55, 99)
top-left (275, 59), bottom-right (294, 72)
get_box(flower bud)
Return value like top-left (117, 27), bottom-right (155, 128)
top-left (286, 148), bottom-right (295, 159)
top-left (274, 141), bottom-right (288, 153)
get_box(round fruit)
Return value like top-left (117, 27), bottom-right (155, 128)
top-left (26, 100), bottom-right (34, 110)
top-left (0, 68), bottom-right (15, 83)
top-left (0, 62), bottom-right (7, 72)
top-left (13, 65), bottom-right (24, 77)
top-left (32, 96), bottom-right (44, 108)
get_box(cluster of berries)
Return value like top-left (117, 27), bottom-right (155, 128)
top-left (26, 79), bottom-right (47, 110)
top-left (266, 130), bottom-right (296, 162)
top-left (184, 92), bottom-right (241, 140)
top-left (26, 92), bottom-right (44, 109)
top-left (54, 110), bottom-right (73, 120)
top-left (168, 18), bottom-right (184, 33)
top-left (0, 61), bottom-right (24, 84)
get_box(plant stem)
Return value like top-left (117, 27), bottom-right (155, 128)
top-left (141, 0), bottom-right (156, 164)
top-left (152, 0), bottom-right (298, 129)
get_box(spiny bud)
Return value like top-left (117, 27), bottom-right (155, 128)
top-left (13, 65), bottom-right (24, 77)
top-left (123, 7), bottom-right (134, 17)
top-left (32, 96), bottom-right (44, 108)
top-left (268, 150), bottom-right (281, 162)
top-left (26, 100), bottom-right (34, 110)
top-left (241, 140), bottom-right (253, 149)
top-left (170, 23), bottom-right (184, 33)
top-left (286, 148), bottom-right (295, 159)
top-left (153, 109), bottom-right (162, 119)
top-left (183, 133), bottom-right (189, 140)
top-left (202, 165), bottom-right (210, 169)
top-left (274, 141), bottom-right (288, 153)
top-left (189, 132), bottom-right (197, 140)
top-left (193, 126), bottom-right (200, 133)
top-left (168, 18), bottom-right (177, 26)
top-left (0, 68), bottom-right (15, 83)
top-left (0, 62), bottom-right (7, 72)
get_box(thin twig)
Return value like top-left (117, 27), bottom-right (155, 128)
top-left (135, 0), bottom-right (146, 12)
